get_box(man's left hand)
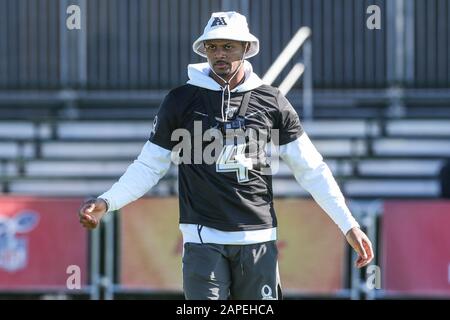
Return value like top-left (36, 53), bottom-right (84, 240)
top-left (345, 227), bottom-right (374, 268)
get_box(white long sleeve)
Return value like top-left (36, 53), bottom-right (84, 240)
top-left (279, 133), bottom-right (360, 235)
top-left (98, 141), bottom-right (172, 212)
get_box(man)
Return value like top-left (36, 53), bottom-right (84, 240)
top-left (79, 11), bottom-right (373, 300)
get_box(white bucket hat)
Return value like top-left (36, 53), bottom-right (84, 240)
top-left (192, 11), bottom-right (260, 59)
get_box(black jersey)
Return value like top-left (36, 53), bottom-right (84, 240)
top-left (149, 84), bottom-right (303, 231)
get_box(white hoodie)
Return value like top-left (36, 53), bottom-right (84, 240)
top-left (187, 61), bottom-right (263, 92)
top-left (99, 60), bottom-right (359, 245)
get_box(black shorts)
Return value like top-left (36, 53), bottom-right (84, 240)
top-left (182, 241), bottom-right (282, 300)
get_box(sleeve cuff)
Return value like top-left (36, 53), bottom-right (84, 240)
top-left (98, 195), bottom-right (113, 213)
top-left (340, 218), bottom-right (360, 236)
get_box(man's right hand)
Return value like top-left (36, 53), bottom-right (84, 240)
top-left (78, 198), bottom-right (108, 229)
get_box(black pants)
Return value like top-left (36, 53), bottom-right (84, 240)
top-left (182, 241), bottom-right (282, 300)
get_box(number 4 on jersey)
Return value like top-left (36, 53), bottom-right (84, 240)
top-left (216, 144), bottom-right (253, 183)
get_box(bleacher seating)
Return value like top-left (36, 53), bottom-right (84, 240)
top-left (357, 159), bottom-right (442, 177)
top-left (0, 101), bottom-right (449, 199)
top-left (344, 180), bottom-right (440, 197)
top-left (0, 141), bottom-right (35, 159)
top-left (25, 160), bottom-right (131, 177)
top-left (57, 121), bottom-right (151, 140)
top-left (373, 139), bottom-right (450, 157)
top-left (41, 141), bottom-right (145, 159)
top-left (385, 120), bottom-right (450, 136)
top-left (0, 121), bottom-right (51, 139)
top-left (8, 178), bottom-right (174, 197)
top-left (302, 120), bottom-right (380, 137)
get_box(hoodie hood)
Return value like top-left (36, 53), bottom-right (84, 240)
top-left (187, 60), bottom-right (263, 92)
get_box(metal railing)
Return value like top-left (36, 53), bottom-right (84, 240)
top-left (349, 200), bottom-right (383, 300)
top-left (262, 26), bottom-right (313, 120)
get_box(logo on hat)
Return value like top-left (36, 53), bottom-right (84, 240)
top-left (211, 16), bottom-right (227, 27)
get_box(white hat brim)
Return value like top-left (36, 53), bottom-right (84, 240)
top-left (192, 30), bottom-right (260, 59)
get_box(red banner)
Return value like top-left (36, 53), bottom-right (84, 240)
top-left (0, 197), bottom-right (88, 289)
top-left (120, 198), bottom-right (346, 293)
top-left (382, 201), bottom-right (450, 296)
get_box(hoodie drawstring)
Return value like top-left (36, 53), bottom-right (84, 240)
top-left (208, 43), bottom-right (248, 122)
top-left (197, 224), bottom-right (204, 244)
